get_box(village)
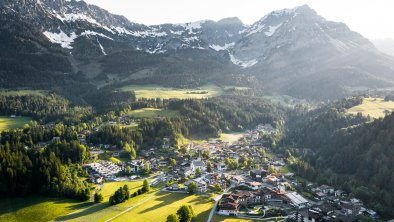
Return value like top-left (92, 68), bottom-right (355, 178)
top-left (76, 120), bottom-right (380, 222)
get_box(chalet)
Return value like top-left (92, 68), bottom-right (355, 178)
top-left (191, 159), bottom-right (206, 172)
top-left (335, 190), bottom-right (346, 197)
top-left (245, 181), bottom-right (262, 190)
top-left (295, 208), bottom-right (322, 222)
top-left (219, 190), bottom-right (263, 216)
top-left (168, 183), bottom-right (180, 191)
top-left (215, 162), bottom-right (227, 171)
top-left (311, 204), bottom-right (336, 217)
top-left (230, 175), bottom-right (245, 185)
top-left (250, 169), bottom-right (267, 182)
top-left (218, 202), bottom-right (240, 216)
top-left (184, 179), bottom-right (207, 193)
top-left (318, 185), bottom-right (335, 195)
top-left (265, 175), bottom-right (279, 185)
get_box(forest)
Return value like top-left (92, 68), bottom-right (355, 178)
top-left (281, 96), bottom-right (394, 217)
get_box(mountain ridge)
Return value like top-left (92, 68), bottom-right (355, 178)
top-left (1, 0), bottom-right (394, 101)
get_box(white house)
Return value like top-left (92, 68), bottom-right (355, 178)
top-left (191, 159), bottom-right (206, 172)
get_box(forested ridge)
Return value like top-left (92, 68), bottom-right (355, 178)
top-left (282, 97), bottom-right (394, 217)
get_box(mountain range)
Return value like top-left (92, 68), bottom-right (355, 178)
top-left (1, 0), bottom-right (394, 100)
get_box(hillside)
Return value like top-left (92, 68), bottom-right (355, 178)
top-left (283, 98), bottom-right (394, 217)
top-left (1, 1), bottom-right (394, 100)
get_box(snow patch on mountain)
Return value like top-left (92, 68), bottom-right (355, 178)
top-left (209, 42), bottom-right (235, 51)
top-left (265, 23), bottom-right (282, 37)
top-left (96, 38), bottom-right (106, 55)
top-left (80, 30), bottom-right (114, 40)
top-left (229, 54), bottom-right (258, 68)
top-left (177, 20), bottom-right (207, 34)
top-left (54, 12), bottom-right (99, 25)
top-left (43, 30), bottom-right (77, 49)
top-left (245, 24), bottom-right (265, 36)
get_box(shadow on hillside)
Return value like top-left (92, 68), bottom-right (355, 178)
top-left (195, 208), bottom-right (212, 221)
top-left (187, 196), bottom-right (209, 205)
top-left (54, 203), bottom-right (107, 221)
top-left (137, 192), bottom-right (182, 214)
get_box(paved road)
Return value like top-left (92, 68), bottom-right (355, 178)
top-left (207, 183), bottom-right (235, 222)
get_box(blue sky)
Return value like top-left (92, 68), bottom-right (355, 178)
top-left (85, 0), bottom-right (394, 40)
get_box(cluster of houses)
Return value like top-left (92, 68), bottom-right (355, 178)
top-left (84, 161), bottom-right (122, 182)
top-left (79, 120), bottom-right (379, 221)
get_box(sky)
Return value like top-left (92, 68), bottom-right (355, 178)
top-left (84, 0), bottom-right (394, 40)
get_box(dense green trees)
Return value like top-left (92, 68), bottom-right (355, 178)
top-left (142, 179), bottom-right (150, 193)
top-left (282, 97), bottom-right (394, 217)
top-left (94, 193), bottom-right (103, 203)
top-left (187, 182), bottom-right (197, 194)
top-left (176, 205), bottom-right (194, 222)
top-left (166, 214), bottom-right (179, 222)
top-left (0, 93), bottom-right (92, 123)
top-left (168, 96), bottom-right (284, 138)
top-left (109, 185), bottom-right (130, 205)
top-left (0, 141), bottom-right (91, 200)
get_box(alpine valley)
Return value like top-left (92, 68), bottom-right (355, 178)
top-left (1, 1), bottom-right (394, 222)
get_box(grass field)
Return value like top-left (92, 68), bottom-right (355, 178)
top-left (211, 215), bottom-right (256, 222)
top-left (100, 181), bottom-right (146, 202)
top-left (0, 116), bottom-right (32, 131)
top-left (98, 152), bottom-right (122, 164)
top-left (55, 185), bottom-right (161, 222)
top-left (220, 132), bottom-right (244, 144)
top-left (112, 192), bottom-right (214, 222)
top-left (128, 108), bottom-right (180, 118)
top-left (347, 97), bottom-right (394, 118)
top-left (119, 84), bottom-right (223, 99)
top-left (0, 90), bottom-right (47, 96)
top-left (0, 196), bottom-right (91, 222)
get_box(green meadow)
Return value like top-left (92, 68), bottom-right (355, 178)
top-left (347, 97), bottom-right (394, 118)
top-left (119, 84), bottom-right (223, 100)
top-left (0, 116), bottom-right (32, 131)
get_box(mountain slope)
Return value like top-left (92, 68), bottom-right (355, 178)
top-left (1, 1), bottom-right (394, 101)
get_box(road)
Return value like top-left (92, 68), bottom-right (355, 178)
top-left (207, 183), bottom-right (235, 222)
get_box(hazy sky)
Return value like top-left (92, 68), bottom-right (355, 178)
top-left (85, 0), bottom-right (394, 40)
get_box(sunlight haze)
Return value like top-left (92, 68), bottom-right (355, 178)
top-left (85, 0), bottom-right (394, 40)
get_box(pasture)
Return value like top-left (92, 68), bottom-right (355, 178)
top-left (128, 108), bottom-right (180, 118)
top-left (220, 132), bottom-right (244, 144)
top-left (112, 192), bottom-right (214, 222)
top-left (0, 116), bottom-right (32, 131)
top-left (0, 196), bottom-right (91, 222)
top-left (55, 185), bottom-right (160, 222)
top-left (211, 215), bottom-right (255, 222)
top-left (0, 90), bottom-right (47, 96)
top-left (100, 180), bottom-right (147, 202)
top-left (347, 97), bottom-right (394, 118)
top-left (119, 84), bottom-right (223, 99)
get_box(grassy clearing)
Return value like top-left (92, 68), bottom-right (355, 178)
top-left (56, 186), bottom-right (160, 222)
top-left (220, 132), bottom-right (244, 144)
top-left (98, 152), bottom-right (122, 164)
top-left (0, 90), bottom-right (47, 96)
top-left (100, 181), bottom-right (147, 203)
top-left (119, 84), bottom-right (223, 99)
top-left (347, 97), bottom-right (394, 118)
top-left (128, 108), bottom-right (180, 118)
top-left (112, 192), bottom-right (214, 222)
top-left (0, 116), bottom-right (32, 131)
top-left (0, 195), bottom-right (91, 222)
top-left (211, 215), bottom-right (255, 222)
